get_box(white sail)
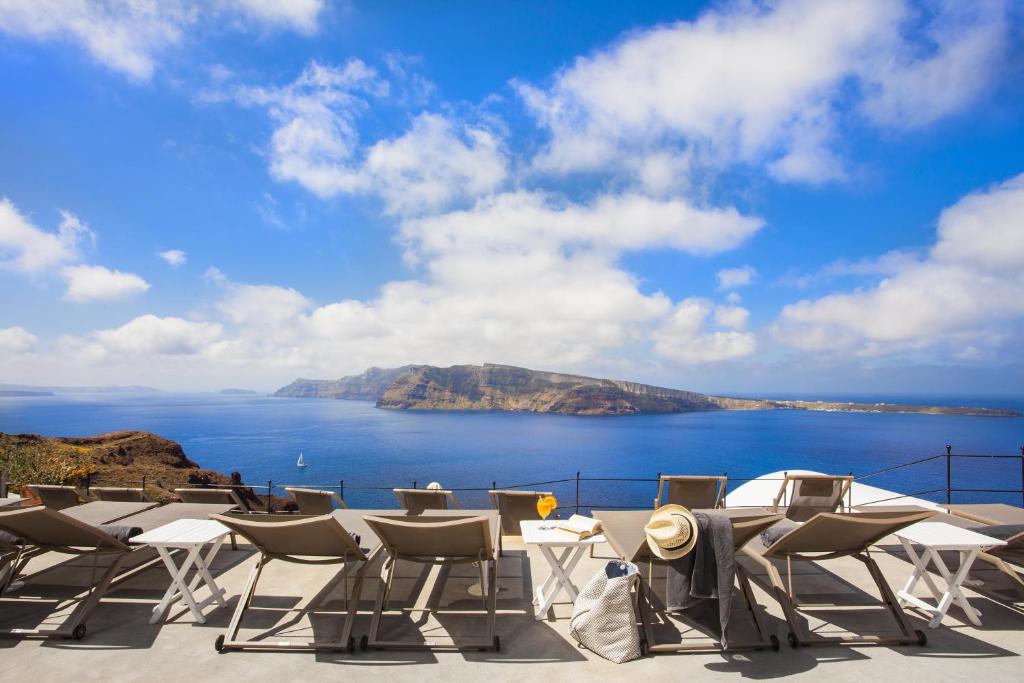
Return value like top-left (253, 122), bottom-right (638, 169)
top-left (296, 451), bottom-right (306, 468)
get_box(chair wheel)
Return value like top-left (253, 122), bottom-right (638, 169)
top-left (786, 631), bottom-right (799, 648)
top-left (770, 634), bottom-right (780, 651)
top-left (915, 629), bottom-right (927, 646)
top-left (347, 636), bottom-right (355, 654)
top-left (72, 624), bottom-right (87, 640)
top-left (494, 635), bottom-right (501, 652)
top-left (214, 634), bottom-right (225, 652)
top-left (640, 639), bottom-right (649, 656)
top-left (359, 635), bottom-right (368, 652)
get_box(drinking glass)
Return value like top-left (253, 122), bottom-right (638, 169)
top-left (536, 494), bottom-right (558, 529)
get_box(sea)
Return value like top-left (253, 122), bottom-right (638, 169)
top-left (1, 393), bottom-right (1022, 510)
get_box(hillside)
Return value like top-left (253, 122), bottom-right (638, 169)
top-left (276, 363), bottom-right (1019, 417)
top-left (0, 430), bottom-right (232, 500)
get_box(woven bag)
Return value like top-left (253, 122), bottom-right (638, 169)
top-left (568, 560), bottom-right (642, 663)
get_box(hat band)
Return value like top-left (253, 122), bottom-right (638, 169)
top-left (663, 540), bottom-right (691, 551)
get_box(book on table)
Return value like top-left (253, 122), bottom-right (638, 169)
top-left (556, 514), bottom-right (602, 539)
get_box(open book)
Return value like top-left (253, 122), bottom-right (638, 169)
top-left (556, 514), bottom-right (602, 539)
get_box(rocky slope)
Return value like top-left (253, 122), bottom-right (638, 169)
top-left (276, 363), bottom-right (1019, 417)
top-left (0, 430), bottom-right (232, 500)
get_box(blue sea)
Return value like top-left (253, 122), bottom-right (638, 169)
top-left (1, 393), bottom-right (1022, 510)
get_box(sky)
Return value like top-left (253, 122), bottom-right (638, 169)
top-left (1, 0), bottom-right (1023, 395)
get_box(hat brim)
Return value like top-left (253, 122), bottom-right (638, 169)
top-left (645, 505), bottom-right (700, 560)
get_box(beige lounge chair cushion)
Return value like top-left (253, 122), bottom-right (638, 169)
top-left (211, 513), bottom-right (365, 561)
top-left (364, 514), bottom-right (494, 561)
top-left (0, 507), bottom-right (131, 551)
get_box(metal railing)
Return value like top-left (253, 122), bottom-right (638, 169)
top-left (5, 445), bottom-right (1023, 512)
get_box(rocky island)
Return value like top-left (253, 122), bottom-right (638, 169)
top-left (274, 363), bottom-right (1019, 417)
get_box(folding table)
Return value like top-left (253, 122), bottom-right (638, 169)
top-left (131, 517), bottom-right (231, 624)
top-left (895, 521), bottom-right (1006, 628)
top-left (520, 519), bottom-right (605, 620)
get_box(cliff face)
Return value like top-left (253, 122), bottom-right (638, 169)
top-left (274, 366), bottom-right (415, 399)
top-left (274, 363), bottom-right (1019, 417)
top-left (376, 364), bottom-right (769, 415)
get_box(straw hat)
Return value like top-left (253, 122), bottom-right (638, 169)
top-left (425, 481), bottom-right (443, 490)
top-left (645, 504), bottom-right (699, 560)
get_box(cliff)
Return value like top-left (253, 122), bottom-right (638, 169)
top-left (276, 363), bottom-right (1019, 417)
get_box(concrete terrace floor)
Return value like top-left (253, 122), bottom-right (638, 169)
top-left (2, 529), bottom-right (1023, 682)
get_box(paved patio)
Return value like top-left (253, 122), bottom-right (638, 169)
top-left (1, 524), bottom-right (1022, 682)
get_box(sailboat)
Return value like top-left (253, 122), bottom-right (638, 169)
top-left (296, 451), bottom-right (307, 469)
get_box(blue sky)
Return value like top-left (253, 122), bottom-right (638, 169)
top-left (1, 1), bottom-right (1023, 395)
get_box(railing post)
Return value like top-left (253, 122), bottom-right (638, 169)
top-left (413, 480), bottom-right (418, 489)
top-left (142, 475), bottom-right (146, 498)
top-left (946, 445), bottom-right (952, 505)
top-left (575, 471), bottom-right (580, 515)
top-left (340, 479), bottom-right (344, 502)
top-left (0, 469), bottom-right (7, 499)
top-left (267, 479), bottom-right (273, 512)
top-left (1020, 445), bottom-right (1023, 508)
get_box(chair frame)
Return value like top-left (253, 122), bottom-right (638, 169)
top-left (284, 487), bottom-right (348, 514)
top-left (945, 507), bottom-right (1024, 599)
top-left (27, 484), bottom-right (84, 510)
top-left (211, 513), bottom-right (376, 654)
top-left (361, 514), bottom-right (500, 652)
top-left (392, 488), bottom-right (462, 512)
top-left (743, 510), bottom-right (935, 648)
top-left (771, 474), bottom-right (853, 518)
top-left (653, 475), bottom-right (728, 510)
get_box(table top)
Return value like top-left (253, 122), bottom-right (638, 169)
top-left (896, 520), bottom-right (1008, 549)
top-left (131, 518), bottom-right (231, 545)
top-left (519, 519), bottom-right (605, 546)
top-left (63, 500), bottom-right (159, 526)
top-left (593, 508), bottom-right (783, 563)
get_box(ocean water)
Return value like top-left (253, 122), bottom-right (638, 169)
top-left (1, 393), bottom-right (1022, 510)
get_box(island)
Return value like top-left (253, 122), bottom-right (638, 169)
top-left (274, 363), bottom-right (1019, 417)
top-left (0, 390), bottom-right (54, 397)
top-left (220, 388), bottom-right (259, 395)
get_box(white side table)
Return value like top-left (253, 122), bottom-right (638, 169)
top-left (131, 518), bottom-right (232, 624)
top-left (895, 521), bottom-right (1006, 629)
top-left (520, 519), bottom-right (605, 620)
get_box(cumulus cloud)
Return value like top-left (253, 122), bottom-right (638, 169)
top-left (0, 200), bottom-right (93, 273)
top-left (517, 0), bottom-right (1009, 186)
top-left (63, 264), bottom-right (151, 301)
top-left (236, 61), bottom-right (507, 215)
top-left (653, 299), bottom-right (756, 363)
top-left (0, 1), bottom-right (325, 81)
top-left (158, 249), bottom-right (186, 267)
top-left (91, 314), bottom-right (223, 356)
top-left (0, 326), bottom-right (37, 353)
top-left (774, 172), bottom-right (1024, 355)
top-left (716, 266), bottom-right (757, 290)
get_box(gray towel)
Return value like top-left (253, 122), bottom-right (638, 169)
top-left (665, 510), bottom-right (734, 647)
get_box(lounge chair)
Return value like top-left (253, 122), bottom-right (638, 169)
top-left (0, 507), bottom-right (145, 639)
top-left (743, 509), bottom-right (936, 647)
top-left (944, 503), bottom-right (1024, 599)
top-left (653, 475), bottom-right (727, 509)
top-left (27, 484), bottom-right (83, 510)
top-left (594, 509), bottom-right (784, 654)
top-left (285, 487), bottom-right (347, 514)
top-left (209, 512), bottom-right (377, 653)
top-left (488, 489), bottom-right (555, 556)
top-left (0, 501), bottom-right (239, 639)
top-left (174, 487), bottom-right (248, 510)
top-left (771, 473), bottom-right (853, 522)
top-left (393, 487), bottom-right (461, 513)
top-left (361, 514), bottom-right (500, 652)
top-left (91, 486), bottom-right (149, 502)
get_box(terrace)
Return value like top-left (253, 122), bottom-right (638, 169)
top-left (2, 457), bottom-right (1023, 682)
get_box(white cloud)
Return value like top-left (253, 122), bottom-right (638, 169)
top-left (774, 172), bottom-right (1024, 354)
top-left (518, 0), bottom-right (1009, 186)
top-left (0, 200), bottom-right (92, 273)
top-left (92, 314), bottom-right (223, 356)
top-left (716, 265), bottom-right (757, 290)
top-left (63, 264), bottom-right (151, 302)
top-left (237, 62), bottom-right (507, 215)
top-left (158, 249), bottom-right (186, 267)
top-left (0, 326), bottom-right (37, 353)
top-left (653, 299), bottom-right (756, 363)
top-left (0, 1), bottom-right (325, 81)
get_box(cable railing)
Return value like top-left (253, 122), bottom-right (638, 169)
top-left (5, 445), bottom-right (1023, 512)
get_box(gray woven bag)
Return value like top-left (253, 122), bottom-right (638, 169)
top-left (568, 560), bottom-right (642, 663)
